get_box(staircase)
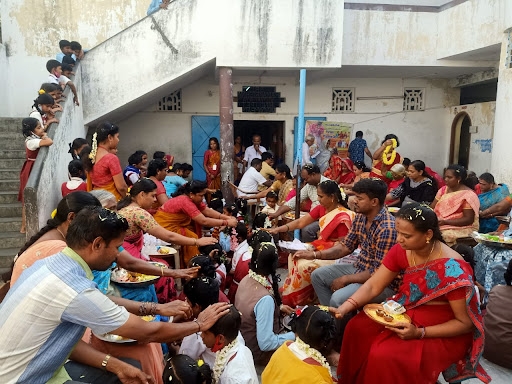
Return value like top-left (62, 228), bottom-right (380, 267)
top-left (0, 118), bottom-right (25, 278)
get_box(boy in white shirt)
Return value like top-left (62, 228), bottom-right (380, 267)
top-left (201, 305), bottom-right (258, 384)
top-left (46, 59), bottom-right (80, 106)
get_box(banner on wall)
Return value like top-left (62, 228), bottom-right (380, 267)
top-left (305, 120), bottom-right (352, 158)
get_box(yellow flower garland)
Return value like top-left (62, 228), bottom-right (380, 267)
top-left (382, 138), bottom-right (397, 165)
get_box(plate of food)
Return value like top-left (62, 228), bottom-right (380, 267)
top-left (93, 315), bottom-right (156, 343)
top-left (111, 266), bottom-right (161, 287)
top-left (363, 303), bottom-right (411, 328)
top-left (472, 232), bottom-right (512, 250)
top-left (387, 207), bottom-right (400, 214)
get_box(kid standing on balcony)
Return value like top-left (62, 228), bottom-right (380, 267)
top-left (29, 93), bottom-right (59, 131)
top-left (18, 118), bottom-right (53, 233)
top-left (46, 59), bottom-right (79, 106)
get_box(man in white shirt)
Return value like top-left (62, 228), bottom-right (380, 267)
top-left (237, 159), bottom-right (273, 197)
top-left (243, 134), bottom-right (266, 168)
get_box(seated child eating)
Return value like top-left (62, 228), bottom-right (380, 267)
top-left (200, 305), bottom-right (258, 383)
top-left (61, 159), bottom-right (87, 197)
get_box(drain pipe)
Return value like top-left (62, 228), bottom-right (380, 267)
top-left (219, 67), bottom-right (235, 204)
top-left (294, 69), bottom-right (306, 239)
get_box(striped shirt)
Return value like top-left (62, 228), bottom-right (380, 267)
top-left (0, 247), bottom-right (129, 384)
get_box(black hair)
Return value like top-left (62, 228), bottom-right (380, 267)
top-left (445, 164), bottom-right (474, 189)
top-left (479, 172), bottom-right (495, 185)
top-left (66, 207), bottom-right (128, 249)
top-left (153, 151), bottom-right (165, 159)
top-left (504, 259), bottom-right (512, 286)
top-left (302, 164), bottom-right (321, 175)
top-left (163, 354), bottom-right (212, 384)
top-left (68, 138), bottom-right (88, 159)
top-left (253, 212), bottom-right (270, 229)
top-left (352, 178), bottom-right (388, 205)
top-left (409, 160), bottom-right (438, 189)
top-left (46, 59), bottom-right (61, 73)
top-left (250, 158), bottom-right (262, 167)
top-left (249, 230), bottom-right (272, 249)
top-left (21, 117), bottom-right (40, 137)
top-left (235, 222), bottom-right (248, 241)
top-left (183, 276), bottom-right (219, 310)
top-left (70, 41), bottom-right (82, 51)
top-left (169, 162), bottom-right (182, 172)
top-left (266, 191), bottom-right (278, 200)
top-left (261, 152), bottom-right (273, 161)
top-left (117, 178), bottom-right (157, 210)
top-left (318, 179), bottom-right (348, 208)
top-left (39, 83), bottom-right (60, 94)
top-left (452, 244), bottom-right (475, 274)
top-left (147, 158), bottom-right (167, 177)
top-left (276, 163), bottom-right (292, 179)
top-left (223, 202), bottom-right (238, 217)
top-left (95, 121), bottom-right (120, 144)
top-left (208, 137), bottom-right (219, 150)
top-left (61, 63), bottom-right (73, 73)
top-left (290, 306), bottom-right (336, 354)
top-left (127, 152), bottom-right (144, 166)
top-left (235, 198), bottom-right (248, 216)
top-left (62, 55), bottom-right (75, 66)
top-left (173, 180), bottom-right (207, 198)
top-left (209, 190), bottom-right (224, 214)
top-left (68, 159), bottom-right (84, 178)
top-left (355, 131), bottom-right (363, 138)
top-left (353, 161), bottom-right (370, 172)
top-left (396, 202), bottom-right (444, 243)
top-left (249, 241), bottom-right (281, 306)
top-left (209, 305), bottom-right (241, 342)
top-left (382, 133), bottom-right (400, 147)
top-left (59, 40), bottom-right (71, 49)
top-left (33, 93), bottom-right (55, 113)
top-left (135, 149), bottom-right (147, 157)
top-left (198, 243), bottom-right (224, 265)
top-left (402, 158), bottom-right (411, 168)
top-left (188, 255), bottom-right (217, 278)
top-left (181, 163), bottom-right (194, 171)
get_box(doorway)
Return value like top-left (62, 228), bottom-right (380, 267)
top-left (450, 112), bottom-right (471, 169)
top-left (234, 120), bottom-right (285, 164)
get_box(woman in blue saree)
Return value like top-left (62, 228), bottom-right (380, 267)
top-left (478, 172), bottom-right (509, 233)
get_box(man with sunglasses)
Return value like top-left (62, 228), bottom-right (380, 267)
top-left (0, 207), bottom-right (230, 384)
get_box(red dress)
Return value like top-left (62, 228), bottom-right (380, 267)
top-left (18, 144), bottom-right (40, 202)
top-left (337, 244), bottom-right (489, 384)
top-left (370, 153), bottom-right (402, 185)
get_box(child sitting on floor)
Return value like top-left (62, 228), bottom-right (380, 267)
top-left (201, 305), bottom-right (258, 383)
top-left (199, 243), bottom-right (228, 292)
top-left (61, 159), bottom-right (87, 197)
top-left (163, 354), bottom-right (212, 384)
top-left (261, 191), bottom-right (280, 224)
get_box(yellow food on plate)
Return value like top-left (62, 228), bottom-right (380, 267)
top-left (158, 247), bottom-right (170, 254)
top-left (140, 315), bottom-right (155, 322)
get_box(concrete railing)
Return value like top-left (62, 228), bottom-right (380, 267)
top-left (25, 65), bottom-right (87, 237)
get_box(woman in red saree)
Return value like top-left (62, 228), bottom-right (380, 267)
top-left (82, 122), bottom-right (128, 201)
top-left (204, 137), bottom-right (221, 196)
top-left (370, 134), bottom-right (402, 185)
top-left (332, 203), bottom-right (489, 384)
top-left (324, 155), bottom-right (355, 186)
top-left (269, 180), bottom-right (355, 306)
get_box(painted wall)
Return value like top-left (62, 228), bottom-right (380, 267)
top-left (117, 75), bottom-right (458, 176)
top-left (0, 45), bottom-right (8, 116)
top-left (449, 102), bottom-right (496, 177)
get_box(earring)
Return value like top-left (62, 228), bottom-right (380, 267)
top-left (426, 238), bottom-right (430, 244)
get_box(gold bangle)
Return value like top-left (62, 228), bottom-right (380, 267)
top-left (285, 224), bottom-right (290, 231)
top-left (101, 354), bottom-right (111, 370)
top-left (160, 266), bottom-right (165, 276)
top-left (194, 238), bottom-right (197, 246)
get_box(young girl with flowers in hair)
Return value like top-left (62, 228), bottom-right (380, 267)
top-left (18, 117), bottom-right (53, 233)
top-left (234, 241), bottom-right (294, 365)
top-left (200, 305), bottom-right (258, 383)
top-left (29, 93), bottom-right (59, 131)
top-left (262, 305), bottom-right (336, 383)
top-left (163, 354), bottom-right (212, 384)
top-left (81, 122), bottom-right (128, 200)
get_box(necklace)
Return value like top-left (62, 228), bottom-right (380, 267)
top-left (293, 336), bottom-right (330, 370)
top-left (212, 338), bottom-right (238, 383)
top-left (56, 227), bottom-right (66, 240)
top-left (412, 241), bottom-right (437, 269)
top-left (248, 270), bottom-right (273, 295)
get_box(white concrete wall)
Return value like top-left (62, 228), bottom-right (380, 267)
top-left (449, 102), bottom-right (495, 177)
top-left (117, 75), bottom-right (458, 175)
top-left (0, 45), bottom-right (9, 116)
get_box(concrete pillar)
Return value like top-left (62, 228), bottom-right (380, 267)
top-left (219, 67), bottom-right (235, 204)
top-left (490, 28), bottom-right (512, 186)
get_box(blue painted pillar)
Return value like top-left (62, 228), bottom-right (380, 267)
top-left (295, 69), bottom-right (306, 239)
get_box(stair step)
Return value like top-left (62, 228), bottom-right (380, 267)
top-left (0, 203), bottom-right (22, 218)
top-left (0, 138), bottom-right (25, 151)
top-left (0, 217), bottom-right (22, 232)
top-left (0, 118), bottom-right (24, 133)
top-left (0, 150), bottom-right (26, 160)
top-left (0, 169), bottom-right (20, 180)
top-left (0, 179), bottom-right (20, 192)
top-left (0, 191), bottom-right (19, 204)
top-left (0, 248), bottom-right (19, 269)
top-left (0, 232), bottom-right (26, 249)
top-left (0, 159), bottom-right (25, 169)
top-left (0, 132), bottom-right (25, 140)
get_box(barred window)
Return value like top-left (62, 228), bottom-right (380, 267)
top-left (157, 89), bottom-right (182, 111)
top-left (332, 88), bottom-right (354, 112)
top-left (403, 88), bottom-right (425, 111)
top-left (507, 30), bottom-right (512, 68)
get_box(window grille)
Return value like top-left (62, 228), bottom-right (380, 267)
top-left (506, 30), bottom-right (512, 68)
top-left (332, 88), bottom-right (354, 112)
top-left (157, 89), bottom-right (182, 111)
top-left (403, 88), bottom-right (425, 111)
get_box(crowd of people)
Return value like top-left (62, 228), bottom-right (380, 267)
top-left (8, 104), bottom-right (512, 384)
